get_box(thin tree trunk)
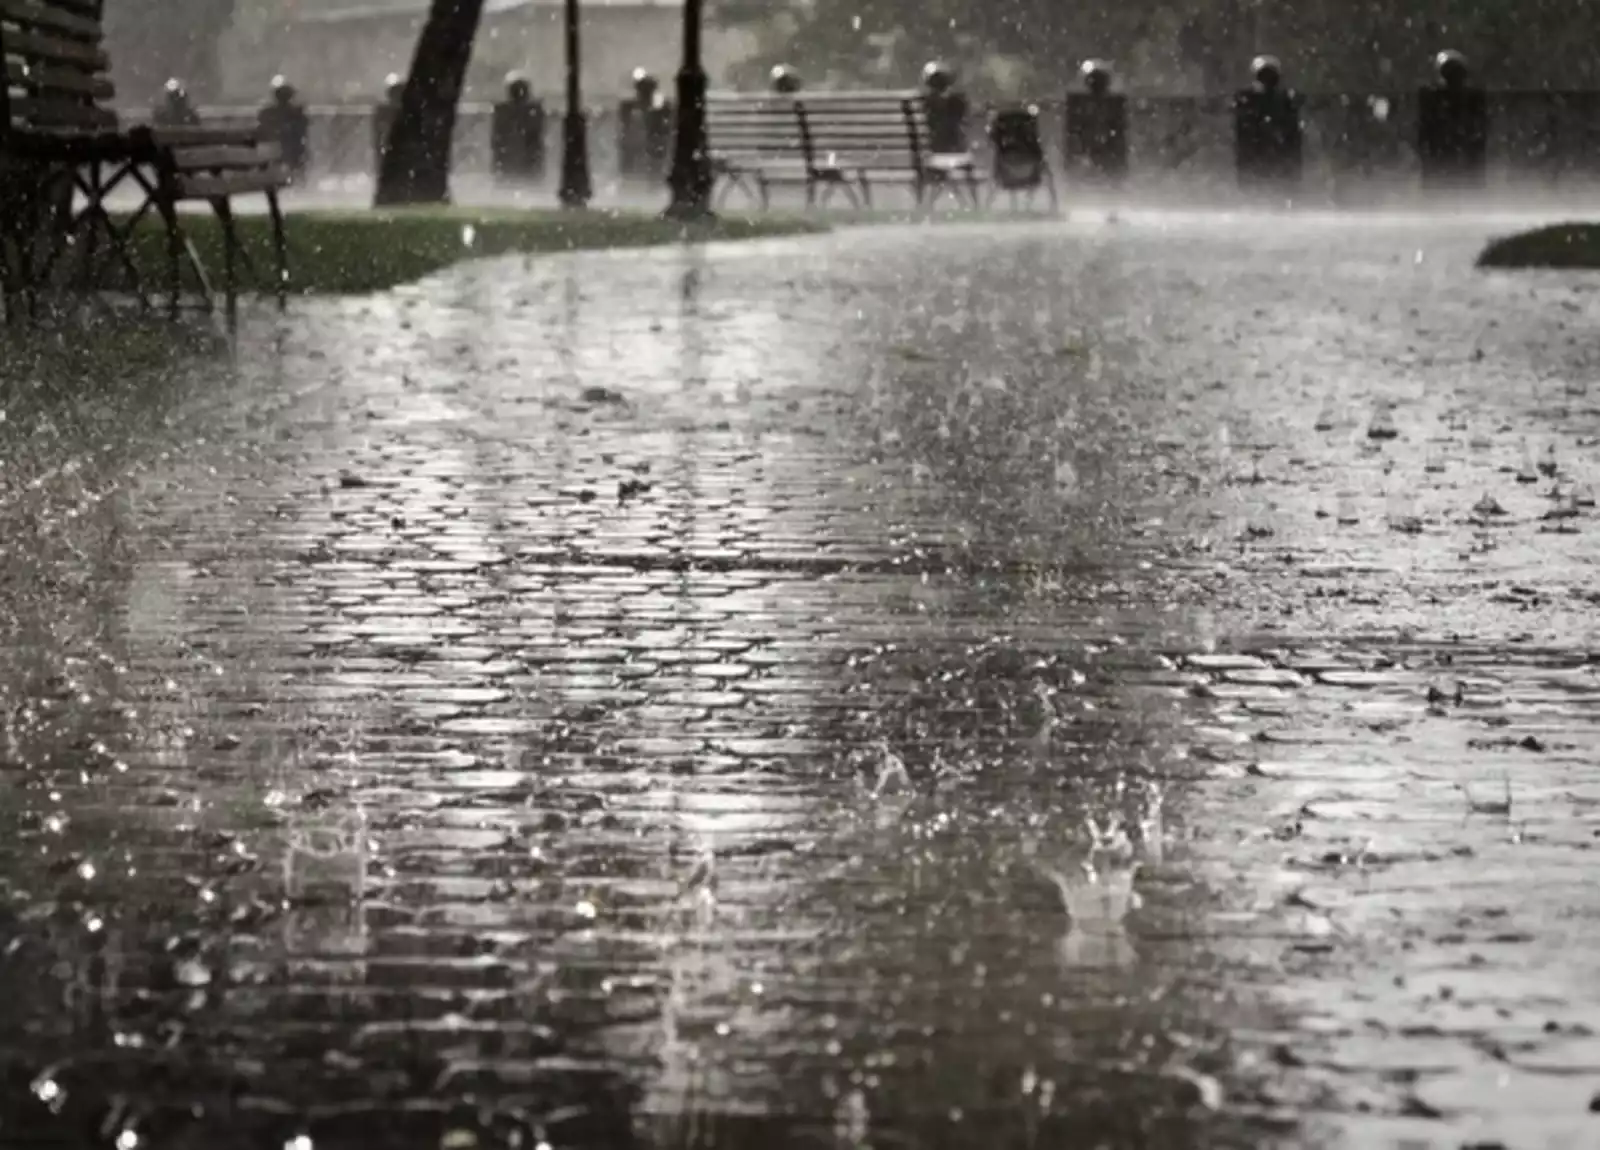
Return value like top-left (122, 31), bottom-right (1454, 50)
top-left (374, 0), bottom-right (487, 206)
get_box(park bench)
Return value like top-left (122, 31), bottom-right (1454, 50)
top-left (0, 0), bottom-right (288, 318)
top-left (706, 89), bottom-right (981, 210)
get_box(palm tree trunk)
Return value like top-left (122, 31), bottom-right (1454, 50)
top-left (373, 0), bottom-right (487, 206)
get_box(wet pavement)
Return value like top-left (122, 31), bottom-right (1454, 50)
top-left (2, 212), bottom-right (1599, 1150)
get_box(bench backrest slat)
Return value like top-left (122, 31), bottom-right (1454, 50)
top-left (2, 0), bottom-right (115, 137)
top-left (10, 93), bottom-right (115, 127)
top-left (706, 89), bottom-right (937, 172)
top-left (0, 0), bottom-right (101, 41)
top-left (6, 56), bottom-right (111, 97)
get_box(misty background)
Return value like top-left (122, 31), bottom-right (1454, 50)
top-left (110, 0), bottom-right (1592, 109)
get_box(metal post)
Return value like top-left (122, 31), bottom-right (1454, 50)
top-left (559, 0), bottom-right (592, 208)
top-left (664, 0), bottom-right (714, 220)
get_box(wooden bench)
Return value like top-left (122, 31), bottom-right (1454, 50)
top-left (0, 0), bottom-right (288, 318)
top-left (1, 0), bottom-right (125, 311)
top-left (706, 89), bottom-right (981, 210)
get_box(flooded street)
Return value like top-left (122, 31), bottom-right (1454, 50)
top-left (2, 213), bottom-right (1598, 1149)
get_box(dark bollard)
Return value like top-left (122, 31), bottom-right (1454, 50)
top-left (617, 69), bottom-right (674, 182)
top-left (258, 75), bottom-right (310, 184)
top-left (921, 60), bottom-right (970, 154)
top-left (769, 64), bottom-right (802, 96)
top-left (1234, 55), bottom-right (1303, 195)
top-left (986, 103), bottom-right (1058, 209)
top-left (1417, 50), bottom-right (1488, 192)
top-left (373, 73), bottom-right (403, 173)
top-left (153, 78), bottom-right (201, 128)
top-left (491, 72), bottom-right (548, 183)
top-left (1064, 58), bottom-right (1128, 183)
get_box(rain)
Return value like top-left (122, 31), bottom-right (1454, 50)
top-left (4, 1), bottom-right (1600, 1149)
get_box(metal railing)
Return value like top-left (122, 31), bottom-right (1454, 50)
top-left (115, 89), bottom-right (1600, 200)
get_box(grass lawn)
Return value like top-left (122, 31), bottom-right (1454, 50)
top-left (119, 206), bottom-right (831, 296)
top-left (1477, 222), bottom-right (1600, 269)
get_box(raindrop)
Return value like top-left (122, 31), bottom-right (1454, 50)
top-left (76, 860), bottom-right (97, 881)
top-left (284, 1137), bottom-right (314, 1150)
top-left (1366, 401), bottom-right (1397, 440)
top-left (1516, 440), bottom-right (1539, 483)
top-left (574, 898), bottom-right (598, 920)
top-left (32, 1076), bottom-right (61, 1104)
top-left (1335, 494), bottom-right (1359, 525)
top-left (1472, 493), bottom-right (1508, 517)
top-left (1053, 458), bottom-right (1078, 495)
top-left (461, 224), bottom-right (477, 249)
top-left (1423, 445), bottom-right (1446, 473)
top-left (175, 959), bottom-right (212, 988)
top-left (116, 1130), bottom-right (141, 1150)
top-left (1538, 442), bottom-right (1559, 478)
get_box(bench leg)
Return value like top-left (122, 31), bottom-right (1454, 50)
top-left (153, 190), bottom-right (185, 321)
top-left (267, 189), bottom-right (289, 309)
top-left (214, 197), bottom-right (239, 324)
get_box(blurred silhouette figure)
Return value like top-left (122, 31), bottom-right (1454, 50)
top-left (153, 78), bottom-right (200, 127)
top-left (986, 104), bottom-right (1057, 209)
top-left (769, 64), bottom-right (802, 95)
top-left (1418, 50), bottom-right (1488, 191)
top-left (373, 72), bottom-right (404, 174)
top-left (491, 71), bottom-right (547, 183)
top-left (258, 75), bottom-right (310, 184)
top-left (1234, 54), bottom-right (1303, 195)
top-left (920, 60), bottom-right (969, 155)
top-left (618, 68), bottom-right (672, 181)
top-left (1065, 58), bottom-right (1128, 184)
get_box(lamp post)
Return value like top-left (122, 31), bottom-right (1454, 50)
top-left (663, 0), bottom-right (713, 220)
top-left (559, 0), bottom-right (592, 207)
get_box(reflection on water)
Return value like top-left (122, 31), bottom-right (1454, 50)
top-left (30, 228), bottom-right (1557, 1148)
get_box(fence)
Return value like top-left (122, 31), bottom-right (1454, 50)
top-left (119, 89), bottom-right (1600, 202)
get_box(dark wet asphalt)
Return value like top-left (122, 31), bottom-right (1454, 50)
top-left (2, 213), bottom-right (1598, 1150)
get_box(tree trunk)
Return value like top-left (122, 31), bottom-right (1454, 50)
top-left (373, 0), bottom-right (487, 207)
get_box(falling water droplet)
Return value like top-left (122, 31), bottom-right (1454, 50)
top-left (1054, 458), bottom-right (1078, 495)
top-left (1366, 401), bottom-right (1397, 440)
top-left (1516, 439), bottom-right (1539, 484)
top-left (461, 224), bottom-right (477, 248)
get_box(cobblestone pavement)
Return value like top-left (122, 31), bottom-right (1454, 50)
top-left (1, 214), bottom-right (1598, 1150)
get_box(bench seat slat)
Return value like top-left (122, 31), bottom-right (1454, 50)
top-left (176, 167), bottom-right (290, 199)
